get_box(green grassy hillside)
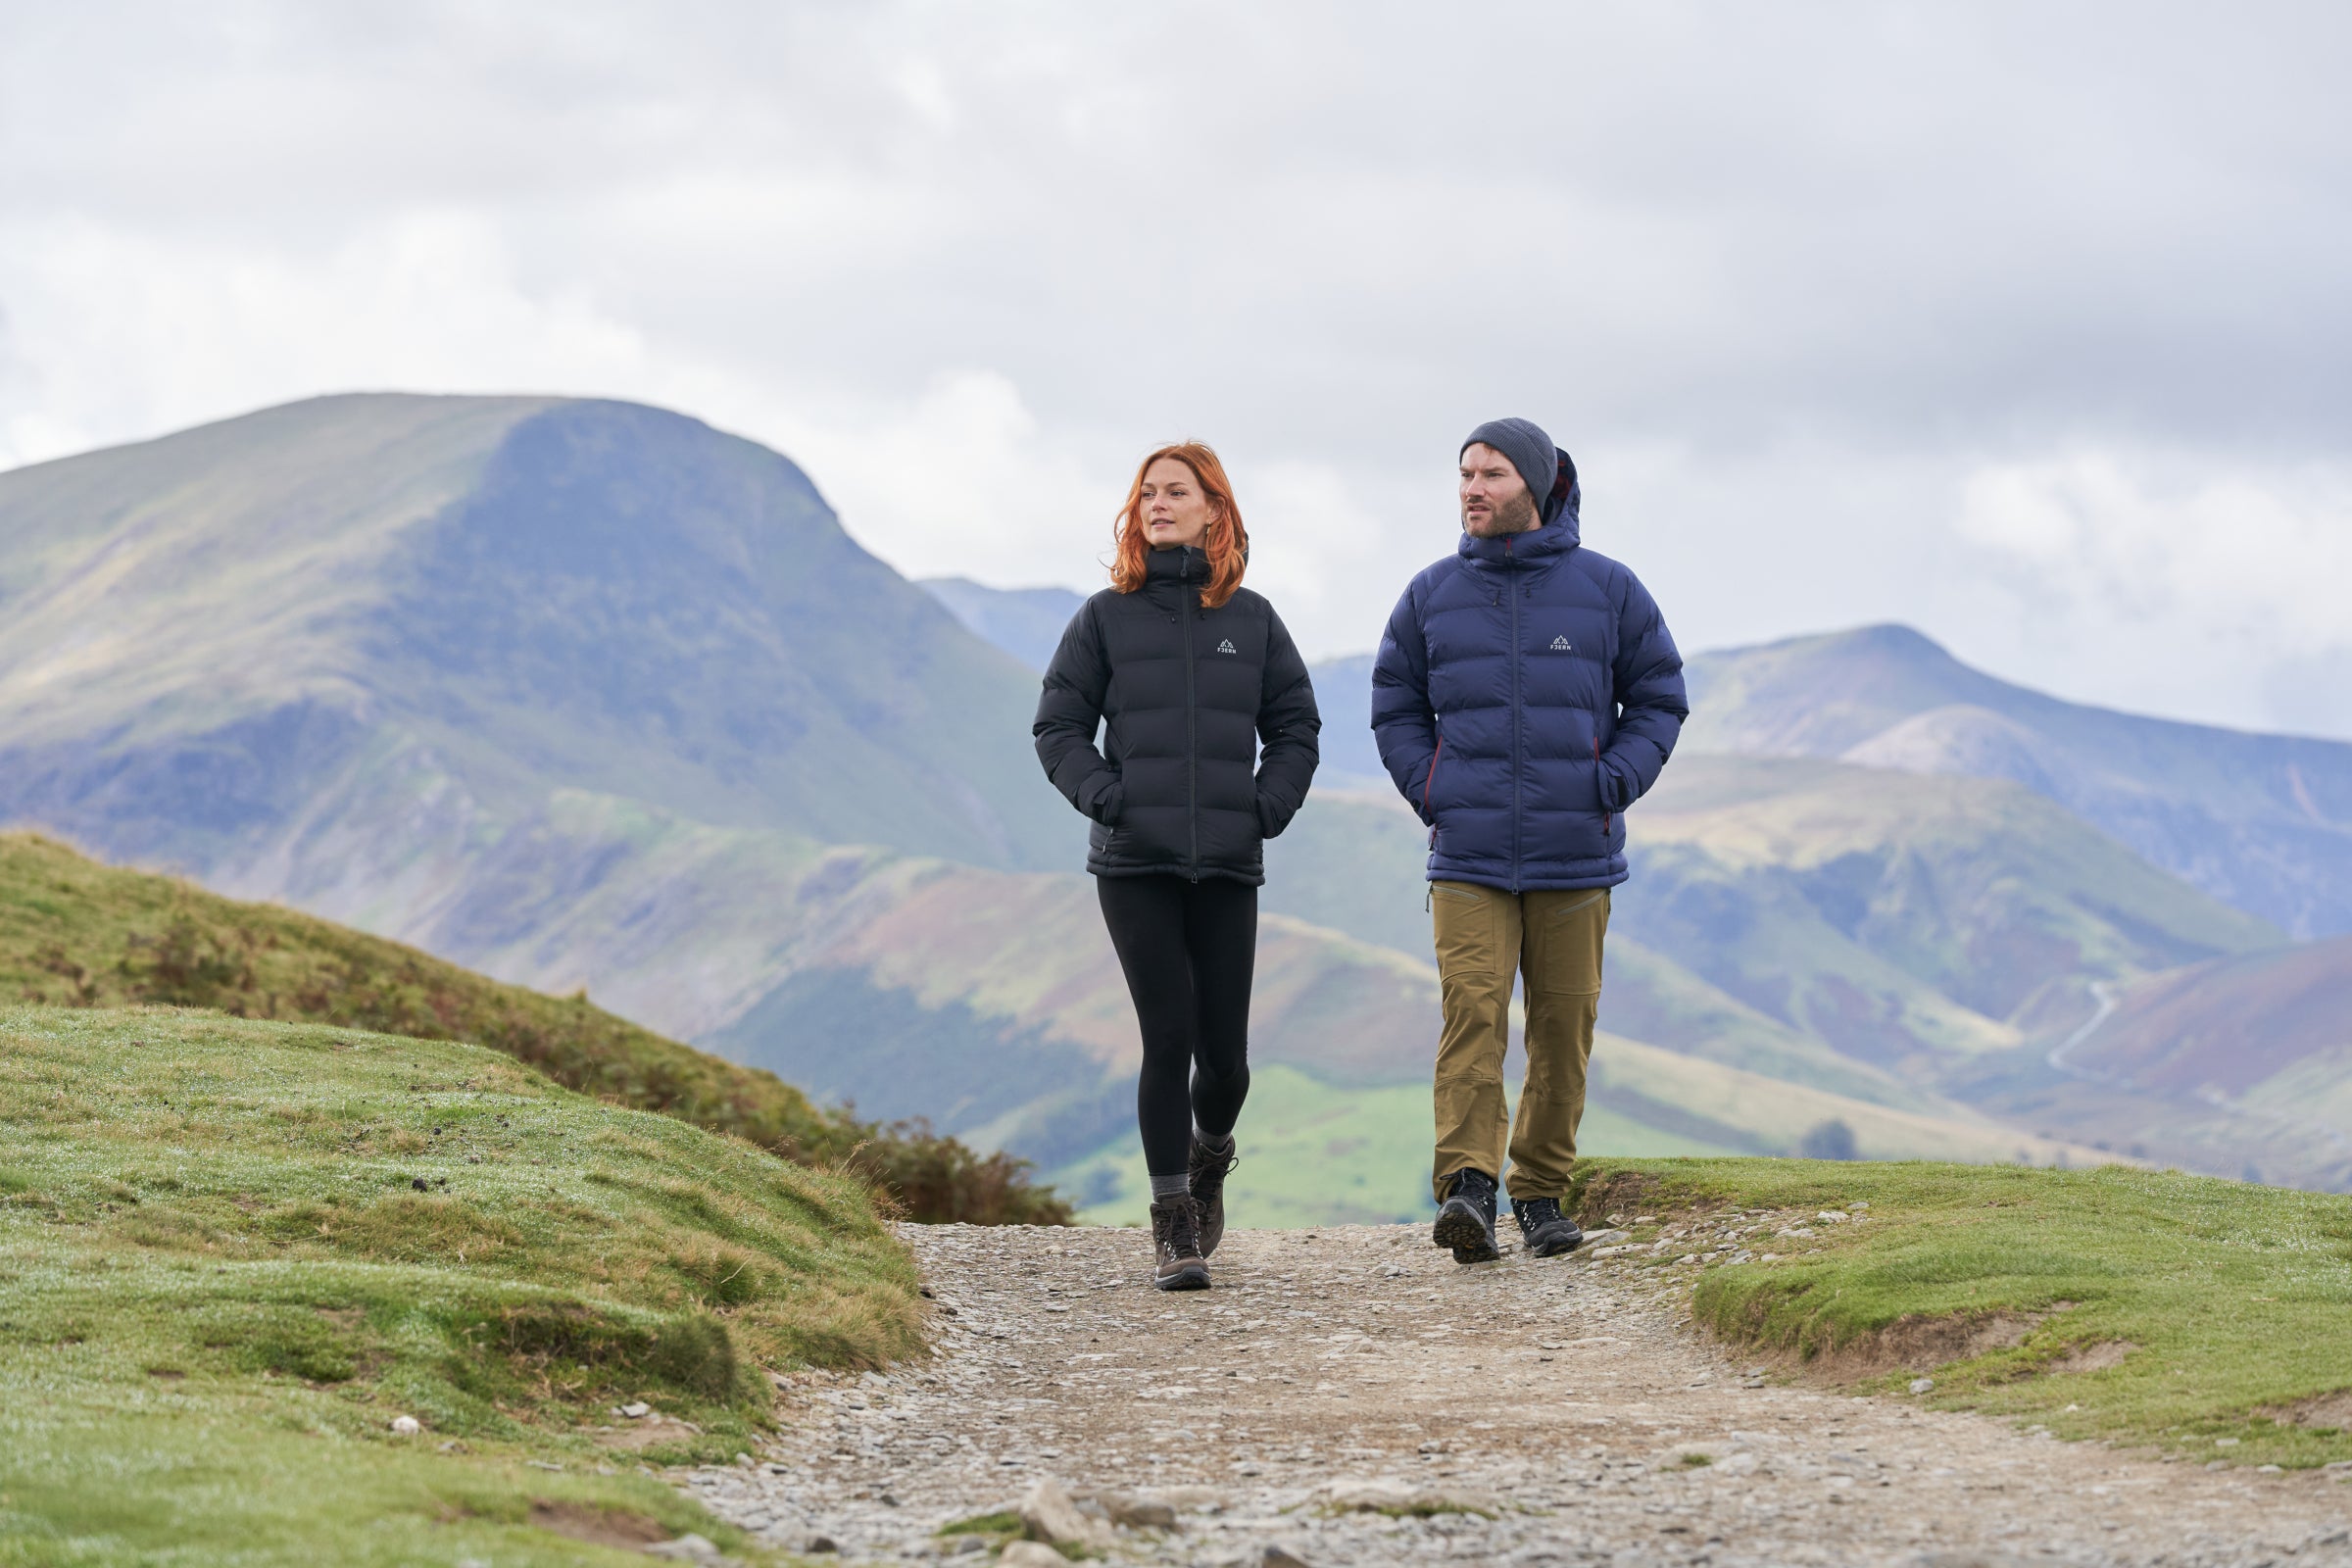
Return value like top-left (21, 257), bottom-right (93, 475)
top-left (0, 1005), bottom-right (922, 1563)
top-left (2, 831), bottom-right (1068, 1225)
top-left (1570, 1158), bottom-right (2352, 1467)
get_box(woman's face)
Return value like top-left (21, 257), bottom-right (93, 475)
top-left (1140, 458), bottom-right (1215, 551)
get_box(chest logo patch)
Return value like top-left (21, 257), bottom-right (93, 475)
top-left (1216, 639), bottom-right (1238, 655)
top-left (1549, 636), bottom-right (1573, 652)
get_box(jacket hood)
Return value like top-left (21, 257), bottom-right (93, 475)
top-left (1459, 446), bottom-right (1580, 564)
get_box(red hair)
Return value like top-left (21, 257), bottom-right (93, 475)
top-left (1109, 442), bottom-right (1249, 610)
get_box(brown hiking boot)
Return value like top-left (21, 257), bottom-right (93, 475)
top-left (1187, 1133), bottom-right (1240, 1257)
top-left (1150, 1197), bottom-right (1210, 1291)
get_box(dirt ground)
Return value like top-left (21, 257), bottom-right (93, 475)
top-left (680, 1221), bottom-right (2352, 1566)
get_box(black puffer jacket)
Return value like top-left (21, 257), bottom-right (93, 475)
top-left (1034, 546), bottom-right (1320, 884)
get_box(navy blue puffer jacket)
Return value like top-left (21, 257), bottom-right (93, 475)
top-left (1370, 452), bottom-right (1687, 892)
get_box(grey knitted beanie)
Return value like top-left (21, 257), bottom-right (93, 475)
top-left (1460, 417), bottom-right (1558, 506)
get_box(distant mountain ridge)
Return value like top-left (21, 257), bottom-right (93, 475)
top-left (1683, 624), bottom-right (2352, 939)
top-left (918, 577), bottom-right (1085, 674)
top-left (0, 394), bottom-right (1069, 884)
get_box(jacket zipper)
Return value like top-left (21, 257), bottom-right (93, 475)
top-left (1595, 734), bottom-right (1611, 840)
top-left (1183, 559), bottom-right (1200, 882)
top-left (1422, 734), bottom-right (1444, 850)
top-left (1506, 535), bottom-right (1522, 894)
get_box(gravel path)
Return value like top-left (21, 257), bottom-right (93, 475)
top-left (683, 1220), bottom-right (2352, 1567)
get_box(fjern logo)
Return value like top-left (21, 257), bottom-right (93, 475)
top-left (1549, 636), bottom-right (1573, 652)
top-left (1217, 639), bottom-right (1238, 655)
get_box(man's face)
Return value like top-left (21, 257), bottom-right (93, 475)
top-left (1459, 444), bottom-right (1539, 537)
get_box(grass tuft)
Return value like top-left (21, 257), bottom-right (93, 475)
top-left (937, 1509), bottom-right (1023, 1536)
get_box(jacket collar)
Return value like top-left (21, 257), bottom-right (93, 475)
top-left (1458, 513), bottom-right (1578, 565)
top-left (1144, 544), bottom-right (1205, 583)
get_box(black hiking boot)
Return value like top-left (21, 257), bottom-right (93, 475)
top-left (1188, 1133), bottom-right (1240, 1257)
top-left (1511, 1196), bottom-right (1584, 1257)
top-left (1150, 1196), bottom-right (1211, 1291)
top-left (1433, 1168), bottom-right (1501, 1263)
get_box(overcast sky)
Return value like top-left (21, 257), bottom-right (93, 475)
top-left (5, 2), bottom-right (2349, 736)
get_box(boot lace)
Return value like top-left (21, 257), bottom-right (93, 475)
top-left (1188, 1139), bottom-right (1240, 1197)
top-left (1517, 1197), bottom-right (1565, 1231)
top-left (1152, 1198), bottom-right (1202, 1260)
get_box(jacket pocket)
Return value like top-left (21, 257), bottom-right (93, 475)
top-left (1592, 737), bottom-right (1628, 828)
top-left (1411, 738), bottom-right (1448, 832)
top-left (1082, 773), bottom-right (1126, 826)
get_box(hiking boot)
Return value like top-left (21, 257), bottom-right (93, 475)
top-left (1188, 1133), bottom-right (1240, 1257)
top-left (1432, 1168), bottom-right (1500, 1263)
top-left (1511, 1196), bottom-right (1584, 1257)
top-left (1150, 1197), bottom-right (1211, 1291)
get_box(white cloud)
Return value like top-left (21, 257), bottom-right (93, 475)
top-left (0, 213), bottom-right (648, 466)
top-left (765, 369), bottom-right (1119, 591)
top-left (1955, 452), bottom-right (2352, 735)
top-left (2, 1), bottom-right (2349, 732)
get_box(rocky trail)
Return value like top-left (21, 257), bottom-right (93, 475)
top-left (678, 1220), bottom-right (2352, 1567)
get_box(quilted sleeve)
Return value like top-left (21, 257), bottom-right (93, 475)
top-left (1599, 566), bottom-right (1688, 811)
top-left (1032, 600), bottom-right (1125, 824)
top-left (1371, 579), bottom-right (1441, 824)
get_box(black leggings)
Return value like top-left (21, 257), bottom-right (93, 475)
top-left (1096, 874), bottom-right (1257, 1178)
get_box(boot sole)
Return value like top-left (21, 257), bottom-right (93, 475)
top-left (1154, 1262), bottom-right (1211, 1291)
top-left (1432, 1202), bottom-right (1500, 1264)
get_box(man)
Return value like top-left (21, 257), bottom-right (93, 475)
top-left (1371, 417), bottom-right (1687, 1264)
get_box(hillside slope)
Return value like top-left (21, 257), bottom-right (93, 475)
top-left (0, 1005), bottom-right (919, 1563)
top-left (1970, 935), bottom-right (2352, 1190)
top-left (1683, 624), bottom-right (2352, 938)
top-left (0, 393), bottom-right (1068, 889)
top-left (1, 831), bottom-right (1065, 1222)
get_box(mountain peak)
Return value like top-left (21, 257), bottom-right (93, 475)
top-left (0, 391), bottom-right (1069, 878)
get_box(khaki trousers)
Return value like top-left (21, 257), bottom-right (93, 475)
top-left (1430, 882), bottom-right (1610, 1201)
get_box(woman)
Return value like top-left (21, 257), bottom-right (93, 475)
top-left (1033, 442), bottom-right (1320, 1290)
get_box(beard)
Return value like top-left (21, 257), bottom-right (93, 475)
top-left (1463, 487), bottom-right (1541, 538)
